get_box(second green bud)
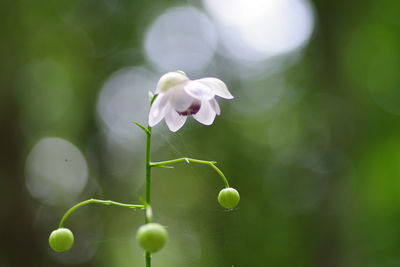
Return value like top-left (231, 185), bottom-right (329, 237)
top-left (137, 223), bottom-right (168, 253)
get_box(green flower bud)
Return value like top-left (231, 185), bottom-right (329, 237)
top-left (49, 228), bottom-right (74, 252)
top-left (137, 223), bottom-right (168, 253)
top-left (218, 187), bottom-right (240, 209)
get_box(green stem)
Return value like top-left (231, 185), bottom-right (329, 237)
top-left (145, 127), bottom-right (152, 221)
top-left (144, 95), bottom-right (158, 267)
top-left (150, 157), bottom-right (230, 188)
top-left (59, 199), bottom-right (144, 228)
top-left (145, 126), bottom-right (152, 267)
top-left (146, 252), bottom-right (151, 267)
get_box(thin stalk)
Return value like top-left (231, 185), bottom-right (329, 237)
top-left (145, 127), bottom-right (152, 220)
top-left (151, 157), bottom-right (230, 188)
top-left (59, 199), bottom-right (144, 228)
top-left (144, 95), bottom-right (157, 267)
top-left (145, 126), bottom-right (152, 267)
top-left (146, 252), bottom-right (151, 267)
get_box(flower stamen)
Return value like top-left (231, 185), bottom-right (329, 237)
top-left (177, 101), bottom-right (201, 116)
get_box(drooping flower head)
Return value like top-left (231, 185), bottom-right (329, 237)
top-left (149, 71), bottom-right (233, 132)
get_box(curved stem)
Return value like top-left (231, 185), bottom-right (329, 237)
top-left (150, 157), bottom-right (230, 188)
top-left (59, 199), bottom-right (144, 228)
top-left (208, 163), bottom-right (230, 188)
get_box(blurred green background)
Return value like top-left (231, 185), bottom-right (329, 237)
top-left (1, 0), bottom-right (400, 266)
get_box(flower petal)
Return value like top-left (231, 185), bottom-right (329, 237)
top-left (148, 93), bottom-right (168, 127)
top-left (156, 71), bottom-right (188, 93)
top-left (193, 100), bottom-right (216, 125)
top-left (168, 86), bottom-right (194, 112)
top-left (184, 81), bottom-right (215, 100)
top-left (209, 98), bottom-right (220, 115)
top-left (197, 78), bottom-right (233, 99)
top-left (165, 106), bottom-right (187, 132)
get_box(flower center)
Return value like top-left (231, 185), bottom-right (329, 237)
top-left (177, 101), bottom-right (201, 116)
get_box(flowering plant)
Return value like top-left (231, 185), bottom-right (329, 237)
top-left (49, 71), bottom-right (240, 267)
top-left (149, 71), bottom-right (234, 131)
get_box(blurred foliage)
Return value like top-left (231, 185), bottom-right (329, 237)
top-left (1, 0), bottom-right (400, 266)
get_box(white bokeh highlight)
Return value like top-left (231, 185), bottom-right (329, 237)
top-left (144, 7), bottom-right (218, 74)
top-left (96, 66), bottom-right (162, 181)
top-left (97, 66), bottom-right (158, 144)
top-left (203, 0), bottom-right (315, 62)
top-left (25, 137), bottom-right (89, 206)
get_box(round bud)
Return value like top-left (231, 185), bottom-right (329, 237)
top-left (218, 187), bottom-right (240, 209)
top-left (49, 228), bottom-right (74, 252)
top-left (137, 223), bottom-right (168, 253)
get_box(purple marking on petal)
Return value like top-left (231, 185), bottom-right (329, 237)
top-left (177, 101), bottom-right (201, 116)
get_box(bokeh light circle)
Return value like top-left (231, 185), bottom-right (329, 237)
top-left (97, 66), bottom-right (158, 143)
top-left (144, 7), bottom-right (218, 74)
top-left (25, 137), bottom-right (88, 206)
top-left (203, 0), bottom-right (315, 62)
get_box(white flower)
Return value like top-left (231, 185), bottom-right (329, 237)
top-left (148, 71), bottom-right (233, 132)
